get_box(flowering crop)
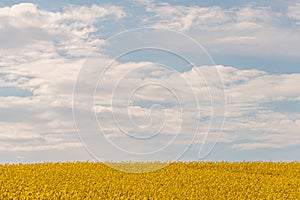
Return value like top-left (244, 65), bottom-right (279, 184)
top-left (0, 162), bottom-right (299, 199)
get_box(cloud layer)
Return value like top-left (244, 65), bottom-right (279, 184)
top-left (0, 2), bottom-right (299, 162)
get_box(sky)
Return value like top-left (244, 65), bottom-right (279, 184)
top-left (0, 0), bottom-right (299, 163)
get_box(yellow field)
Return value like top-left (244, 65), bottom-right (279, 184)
top-left (0, 162), bottom-right (299, 199)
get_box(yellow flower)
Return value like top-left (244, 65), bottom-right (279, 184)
top-left (0, 161), bottom-right (299, 199)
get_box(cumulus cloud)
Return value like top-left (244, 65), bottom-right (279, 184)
top-left (73, 59), bottom-right (300, 155)
top-left (0, 3), bottom-right (125, 62)
top-left (0, 3), bottom-right (125, 155)
top-left (1, 61), bottom-right (300, 157)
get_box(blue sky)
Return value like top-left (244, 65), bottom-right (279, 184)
top-left (0, 0), bottom-right (299, 163)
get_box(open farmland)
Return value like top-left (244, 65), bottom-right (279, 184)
top-left (0, 162), bottom-right (299, 199)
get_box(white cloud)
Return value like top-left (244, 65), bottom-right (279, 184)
top-left (143, 3), bottom-right (300, 56)
top-left (0, 142), bottom-right (82, 152)
top-left (0, 3), bottom-right (126, 155)
top-left (1, 60), bottom-right (300, 156)
top-left (1, 49), bottom-right (300, 154)
top-left (149, 4), bottom-right (229, 31)
top-left (233, 143), bottom-right (281, 150)
top-left (0, 3), bottom-right (126, 60)
top-left (0, 2), bottom-right (299, 160)
top-left (288, 2), bottom-right (300, 26)
top-left (75, 60), bottom-right (300, 153)
top-left (0, 122), bottom-right (81, 152)
top-left (227, 73), bottom-right (300, 103)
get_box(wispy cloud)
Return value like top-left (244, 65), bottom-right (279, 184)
top-left (138, 2), bottom-right (300, 56)
top-left (287, 2), bottom-right (300, 27)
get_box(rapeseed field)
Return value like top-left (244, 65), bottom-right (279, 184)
top-left (0, 162), bottom-right (299, 199)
